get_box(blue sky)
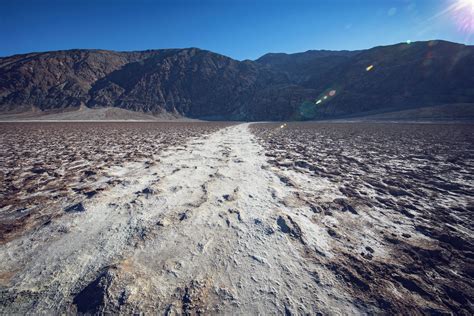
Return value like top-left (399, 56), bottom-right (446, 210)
top-left (1, 0), bottom-right (472, 60)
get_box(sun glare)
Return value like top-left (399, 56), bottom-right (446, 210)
top-left (451, 0), bottom-right (474, 33)
top-left (459, 0), bottom-right (474, 8)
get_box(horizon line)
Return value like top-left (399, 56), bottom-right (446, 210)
top-left (0, 39), bottom-right (471, 61)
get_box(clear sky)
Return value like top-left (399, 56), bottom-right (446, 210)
top-left (1, 0), bottom-right (473, 60)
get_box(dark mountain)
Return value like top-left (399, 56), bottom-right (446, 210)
top-left (302, 41), bottom-right (474, 118)
top-left (0, 48), bottom-right (312, 120)
top-left (1, 40), bottom-right (473, 120)
top-left (0, 50), bottom-right (130, 112)
top-left (255, 50), bottom-right (360, 84)
top-left (87, 48), bottom-right (303, 120)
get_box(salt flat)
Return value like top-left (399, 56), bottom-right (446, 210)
top-left (0, 122), bottom-right (472, 314)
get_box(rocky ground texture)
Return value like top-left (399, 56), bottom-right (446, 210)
top-left (0, 122), bottom-right (473, 314)
top-left (0, 122), bottom-right (228, 244)
top-left (251, 122), bottom-right (474, 314)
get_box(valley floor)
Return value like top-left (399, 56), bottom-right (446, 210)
top-left (0, 123), bottom-right (472, 314)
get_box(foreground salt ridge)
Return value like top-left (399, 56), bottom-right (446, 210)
top-left (251, 123), bottom-right (474, 314)
top-left (1, 124), bottom-right (395, 313)
top-left (2, 122), bottom-right (472, 314)
top-left (0, 124), bottom-right (362, 313)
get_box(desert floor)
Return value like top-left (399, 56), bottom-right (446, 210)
top-left (0, 122), bottom-right (472, 314)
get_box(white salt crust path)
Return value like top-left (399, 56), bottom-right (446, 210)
top-left (0, 124), bottom-right (372, 314)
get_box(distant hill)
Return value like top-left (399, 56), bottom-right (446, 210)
top-left (1, 40), bottom-right (473, 121)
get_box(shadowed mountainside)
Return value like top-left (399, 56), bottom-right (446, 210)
top-left (255, 49), bottom-right (360, 84)
top-left (1, 41), bottom-right (473, 120)
top-left (300, 41), bottom-right (474, 118)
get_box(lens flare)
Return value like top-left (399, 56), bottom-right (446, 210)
top-left (438, 0), bottom-right (474, 33)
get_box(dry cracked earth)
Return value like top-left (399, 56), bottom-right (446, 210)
top-left (0, 121), bottom-right (473, 315)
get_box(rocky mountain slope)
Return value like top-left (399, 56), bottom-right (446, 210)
top-left (1, 41), bottom-right (473, 120)
top-left (301, 41), bottom-right (474, 118)
top-left (255, 49), bottom-right (360, 84)
top-left (0, 48), bottom-right (307, 120)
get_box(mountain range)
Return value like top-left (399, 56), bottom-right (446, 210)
top-left (1, 40), bottom-right (473, 121)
